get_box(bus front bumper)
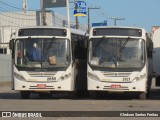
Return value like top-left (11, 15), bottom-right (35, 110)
top-left (13, 78), bottom-right (75, 92)
top-left (87, 78), bottom-right (146, 92)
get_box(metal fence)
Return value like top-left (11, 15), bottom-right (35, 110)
top-left (0, 54), bottom-right (12, 82)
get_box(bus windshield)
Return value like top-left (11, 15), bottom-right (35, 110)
top-left (15, 38), bottom-right (71, 69)
top-left (89, 38), bottom-right (145, 69)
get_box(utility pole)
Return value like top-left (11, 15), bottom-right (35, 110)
top-left (75, 3), bottom-right (79, 29)
top-left (111, 17), bottom-right (125, 26)
top-left (1, 26), bottom-right (4, 54)
top-left (70, 1), bottom-right (79, 29)
top-left (40, 0), bottom-right (47, 26)
top-left (23, 0), bottom-right (27, 13)
top-left (88, 7), bottom-right (100, 33)
top-left (66, 0), bottom-right (70, 28)
top-left (40, 0), bottom-right (44, 26)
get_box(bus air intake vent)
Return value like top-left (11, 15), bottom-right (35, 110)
top-left (29, 85), bottom-right (54, 89)
top-left (27, 72), bottom-right (57, 77)
top-left (103, 86), bottom-right (129, 90)
top-left (101, 72), bottom-right (131, 77)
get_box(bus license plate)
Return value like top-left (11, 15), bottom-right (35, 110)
top-left (37, 84), bottom-right (46, 88)
top-left (111, 84), bottom-right (121, 89)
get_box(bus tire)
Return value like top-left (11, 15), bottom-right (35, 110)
top-left (139, 92), bottom-right (146, 100)
top-left (20, 91), bottom-right (30, 99)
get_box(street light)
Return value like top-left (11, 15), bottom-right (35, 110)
top-left (111, 17), bottom-right (125, 26)
top-left (88, 7), bottom-right (100, 33)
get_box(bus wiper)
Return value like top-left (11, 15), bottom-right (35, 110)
top-left (46, 37), bottom-right (56, 50)
top-left (120, 37), bottom-right (130, 51)
top-left (95, 36), bottom-right (106, 48)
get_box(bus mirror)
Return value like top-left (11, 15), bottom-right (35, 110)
top-left (9, 39), bottom-right (14, 50)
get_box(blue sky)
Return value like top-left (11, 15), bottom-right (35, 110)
top-left (0, 0), bottom-right (160, 32)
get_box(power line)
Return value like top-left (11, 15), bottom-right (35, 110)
top-left (0, 8), bottom-right (57, 26)
top-left (0, 7), bottom-right (36, 16)
top-left (0, 12), bottom-right (36, 20)
top-left (0, 15), bottom-right (28, 27)
top-left (78, 0), bottom-right (109, 27)
top-left (0, 1), bottom-right (87, 30)
top-left (84, 0), bottom-right (129, 26)
top-left (0, 9), bottom-right (68, 27)
top-left (0, 1), bottom-right (23, 10)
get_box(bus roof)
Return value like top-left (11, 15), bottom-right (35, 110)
top-left (11, 26), bottom-right (88, 39)
top-left (89, 26), bottom-right (146, 38)
top-left (90, 26), bottom-right (145, 30)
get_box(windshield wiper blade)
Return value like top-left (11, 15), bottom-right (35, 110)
top-left (94, 36), bottom-right (106, 48)
top-left (46, 37), bottom-right (57, 50)
top-left (120, 37), bottom-right (130, 51)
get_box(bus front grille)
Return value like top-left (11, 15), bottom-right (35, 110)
top-left (103, 86), bottom-right (129, 90)
top-left (101, 72), bottom-right (131, 77)
top-left (27, 72), bottom-right (57, 77)
top-left (29, 85), bottom-right (54, 89)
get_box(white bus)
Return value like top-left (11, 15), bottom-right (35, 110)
top-left (9, 27), bottom-right (87, 99)
top-left (87, 26), bottom-right (153, 99)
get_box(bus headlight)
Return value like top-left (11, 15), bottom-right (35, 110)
top-left (13, 72), bottom-right (26, 81)
top-left (59, 73), bottom-right (71, 81)
top-left (132, 73), bottom-right (146, 82)
top-left (88, 72), bottom-right (100, 81)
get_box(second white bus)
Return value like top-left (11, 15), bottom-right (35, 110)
top-left (87, 26), bottom-right (153, 99)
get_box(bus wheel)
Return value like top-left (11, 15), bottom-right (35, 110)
top-left (20, 91), bottom-right (30, 99)
top-left (139, 92), bottom-right (146, 100)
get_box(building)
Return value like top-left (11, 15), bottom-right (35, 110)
top-left (0, 10), bottom-right (87, 54)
